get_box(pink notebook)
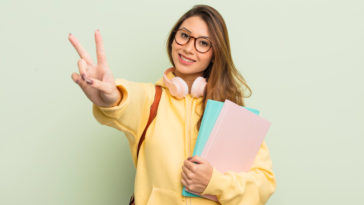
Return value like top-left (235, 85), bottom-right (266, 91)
top-left (196, 100), bottom-right (271, 201)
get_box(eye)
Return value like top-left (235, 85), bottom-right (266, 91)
top-left (180, 31), bottom-right (189, 39)
top-left (198, 39), bottom-right (210, 47)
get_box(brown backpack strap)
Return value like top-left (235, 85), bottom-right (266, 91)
top-left (129, 195), bottom-right (135, 205)
top-left (136, 85), bottom-right (162, 159)
top-left (129, 194), bottom-right (135, 205)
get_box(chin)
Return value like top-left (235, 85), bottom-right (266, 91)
top-left (175, 65), bottom-right (206, 76)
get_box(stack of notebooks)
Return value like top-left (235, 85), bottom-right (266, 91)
top-left (182, 99), bottom-right (271, 201)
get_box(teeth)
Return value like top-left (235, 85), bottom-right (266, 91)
top-left (180, 55), bottom-right (194, 63)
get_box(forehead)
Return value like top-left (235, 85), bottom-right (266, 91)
top-left (179, 16), bottom-right (210, 37)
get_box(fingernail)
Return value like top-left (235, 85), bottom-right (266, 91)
top-left (69, 33), bottom-right (72, 36)
top-left (86, 79), bottom-right (93, 84)
top-left (81, 74), bottom-right (86, 80)
top-left (75, 79), bottom-right (79, 84)
top-left (188, 157), bottom-right (192, 160)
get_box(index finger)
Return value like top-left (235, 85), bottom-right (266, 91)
top-left (68, 33), bottom-right (95, 65)
top-left (183, 160), bottom-right (195, 172)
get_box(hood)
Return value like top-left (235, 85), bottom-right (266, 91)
top-left (155, 67), bottom-right (176, 88)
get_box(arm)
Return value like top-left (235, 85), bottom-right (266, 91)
top-left (68, 30), bottom-right (155, 166)
top-left (92, 78), bottom-right (155, 166)
top-left (201, 141), bottom-right (276, 204)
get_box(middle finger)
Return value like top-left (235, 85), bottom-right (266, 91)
top-left (182, 168), bottom-right (192, 180)
top-left (95, 29), bottom-right (107, 65)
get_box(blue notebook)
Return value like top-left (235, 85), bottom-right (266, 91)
top-left (182, 99), bottom-right (260, 198)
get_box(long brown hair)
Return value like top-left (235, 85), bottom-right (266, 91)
top-left (166, 4), bottom-right (252, 129)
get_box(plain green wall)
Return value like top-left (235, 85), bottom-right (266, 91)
top-left (1, 0), bottom-right (363, 204)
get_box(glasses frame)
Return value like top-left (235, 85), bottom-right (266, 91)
top-left (174, 28), bottom-right (213, 53)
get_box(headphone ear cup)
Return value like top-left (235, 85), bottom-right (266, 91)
top-left (191, 77), bottom-right (207, 98)
top-left (171, 77), bottom-right (188, 99)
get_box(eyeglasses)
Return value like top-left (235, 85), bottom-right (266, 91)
top-left (174, 29), bottom-right (212, 53)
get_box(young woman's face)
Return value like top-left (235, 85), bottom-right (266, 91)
top-left (171, 16), bottom-right (213, 78)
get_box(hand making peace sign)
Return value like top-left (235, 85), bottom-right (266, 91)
top-left (68, 30), bottom-right (122, 107)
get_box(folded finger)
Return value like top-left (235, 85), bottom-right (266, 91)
top-left (72, 72), bottom-right (89, 90)
top-left (182, 169), bottom-right (192, 180)
top-left (83, 77), bottom-right (109, 93)
top-left (181, 177), bottom-right (188, 187)
top-left (77, 59), bottom-right (88, 81)
top-left (183, 160), bottom-right (195, 172)
top-left (182, 166), bottom-right (192, 178)
top-left (68, 33), bottom-right (95, 65)
top-left (71, 72), bottom-right (81, 84)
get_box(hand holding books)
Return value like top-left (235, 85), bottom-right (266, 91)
top-left (182, 99), bottom-right (271, 201)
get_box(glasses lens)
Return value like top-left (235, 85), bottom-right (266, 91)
top-left (175, 29), bottom-right (212, 53)
top-left (175, 30), bottom-right (189, 45)
top-left (196, 38), bottom-right (211, 53)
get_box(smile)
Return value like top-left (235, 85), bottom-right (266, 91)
top-left (179, 54), bottom-right (196, 65)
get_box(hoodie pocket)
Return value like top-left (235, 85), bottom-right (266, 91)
top-left (146, 187), bottom-right (183, 205)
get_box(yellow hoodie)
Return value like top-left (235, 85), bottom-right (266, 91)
top-left (92, 71), bottom-right (276, 205)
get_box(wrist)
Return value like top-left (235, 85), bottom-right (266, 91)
top-left (109, 88), bottom-right (123, 107)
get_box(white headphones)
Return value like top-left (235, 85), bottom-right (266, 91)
top-left (162, 67), bottom-right (207, 99)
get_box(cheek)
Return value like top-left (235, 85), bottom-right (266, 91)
top-left (171, 45), bottom-right (177, 63)
top-left (172, 41), bottom-right (182, 52)
top-left (198, 52), bottom-right (213, 65)
top-left (171, 42), bottom-right (180, 58)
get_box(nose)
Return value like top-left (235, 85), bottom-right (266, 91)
top-left (183, 38), bottom-right (196, 53)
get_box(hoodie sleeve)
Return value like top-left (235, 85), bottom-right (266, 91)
top-left (201, 141), bottom-right (276, 205)
top-left (92, 78), bottom-right (155, 166)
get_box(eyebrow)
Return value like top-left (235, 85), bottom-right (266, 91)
top-left (181, 27), bottom-right (209, 39)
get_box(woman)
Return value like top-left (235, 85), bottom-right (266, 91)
top-left (69, 4), bottom-right (276, 205)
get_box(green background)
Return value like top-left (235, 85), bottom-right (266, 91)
top-left (1, 0), bottom-right (363, 204)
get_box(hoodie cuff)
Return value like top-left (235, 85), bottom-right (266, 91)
top-left (201, 167), bottom-right (226, 196)
top-left (93, 83), bottom-right (129, 118)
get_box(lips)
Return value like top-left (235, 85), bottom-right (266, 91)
top-left (179, 54), bottom-right (196, 62)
